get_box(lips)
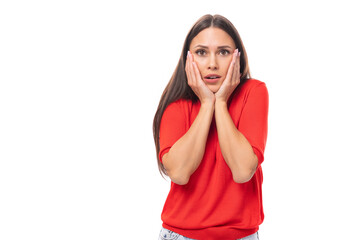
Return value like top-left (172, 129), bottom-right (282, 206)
top-left (204, 74), bottom-right (221, 83)
top-left (204, 74), bottom-right (221, 79)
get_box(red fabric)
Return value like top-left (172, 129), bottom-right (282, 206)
top-left (158, 79), bottom-right (269, 240)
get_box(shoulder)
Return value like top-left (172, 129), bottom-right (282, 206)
top-left (229, 79), bottom-right (268, 111)
top-left (232, 78), bottom-right (268, 101)
top-left (241, 78), bottom-right (267, 92)
top-left (241, 78), bottom-right (268, 98)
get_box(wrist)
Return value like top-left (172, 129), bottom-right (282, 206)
top-left (215, 99), bottom-right (227, 107)
top-left (201, 100), bottom-right (215, 108)
top-left (200, 97), bottom-right (215, 106)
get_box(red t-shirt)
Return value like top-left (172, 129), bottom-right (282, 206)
top-left (159, 79), bottom-right (269, 240)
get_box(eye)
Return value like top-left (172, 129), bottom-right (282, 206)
top-left (195, 49), bottom-right (206, 56)
top-left (219, 49), bottom-right (230, 56)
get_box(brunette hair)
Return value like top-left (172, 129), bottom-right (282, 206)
top-left (153, 14), bottom-right (252, 177)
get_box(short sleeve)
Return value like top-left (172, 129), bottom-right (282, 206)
top-left (237, 82), bottom-right (269, 167)
top-left (159, 100), bottom-right (187, 163)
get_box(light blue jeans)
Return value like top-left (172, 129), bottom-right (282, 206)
top-left (158, 227), bottom-right (259, 240)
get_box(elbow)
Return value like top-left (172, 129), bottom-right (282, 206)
top-left (232, 169), bottom-right (256, 184)
top-left (170, 173), bottom-right (190, 185)
top-left (233, 174), bottom-right (251, 184)
top-left (167, 170), bottom-right (190, 185)
top-left (163, 153), bottom-right (190, 185)
top-left (232, 154), bottom-right (259, 183)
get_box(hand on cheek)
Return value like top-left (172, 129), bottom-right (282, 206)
top-left (215, 49), bottom-right (241, 103)
top-left (185, 51), bottom-right (215, 105)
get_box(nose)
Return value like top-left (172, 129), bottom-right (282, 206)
top-left (207, 53), bottom-right (218, 70)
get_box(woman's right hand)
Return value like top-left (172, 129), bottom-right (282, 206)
top-left (185, 51), bottom-right (215, 105)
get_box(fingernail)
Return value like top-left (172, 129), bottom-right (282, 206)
top-left (187, 51), bottom-right (189, 57)
top-left (238, 51), bottom-right (241, 57)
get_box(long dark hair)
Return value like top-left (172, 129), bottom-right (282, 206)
top-left (153, 14), bottom-right (252, 177)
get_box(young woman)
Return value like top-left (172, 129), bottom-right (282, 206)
top-left (153, 14), bottom-right (269, 240)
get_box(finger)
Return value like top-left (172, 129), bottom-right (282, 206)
top-left (234, 51), bottom-right (241, 82)
top-left (238, 51), bottom-right (242, 79)
top-left (186, 51), bottom-right (195, 86)
top-left (238, 51), bottom-right (241, 74)
top-left (192, 60), bottom-right (203, 84)
top-left (185, 52), bottom-right (190, 83)
top-left (231, 51), bottom-right (238, 83)
top-left (232, 50), bottom-right (241, 83)
top-left (237, 51), bottom-right (242, 80)
top-left (185, 51), bottom-right (188, 74)
top-left (225, 49), bottom-right (237, 83)
top-left (188, 52), bottom-right (196, 85)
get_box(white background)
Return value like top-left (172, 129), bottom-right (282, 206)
top-left (1, 0), bottom-right (359, 239)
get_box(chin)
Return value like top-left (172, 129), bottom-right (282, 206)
top-left (207, 85), bottom-right (220, 93)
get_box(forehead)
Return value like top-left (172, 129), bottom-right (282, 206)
top-left (190, 27), bottom-right (235, 49)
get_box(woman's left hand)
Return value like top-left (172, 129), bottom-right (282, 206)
top-left (215, 49), bottom-right (241, 103)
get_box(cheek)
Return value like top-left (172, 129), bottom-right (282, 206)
top-left (193, 58), bottom-right (206, 75)
top-left (218, 78), bottom-right (226, 86)
top-left (222, 58), bottom-right (233, 71)
top-left (193, 56), bottom-right (206, 66)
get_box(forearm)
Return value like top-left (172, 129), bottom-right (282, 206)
top-left (163, 101), bottom-right (214, 184)
top-left (215, 100), bottom-right (258, 183)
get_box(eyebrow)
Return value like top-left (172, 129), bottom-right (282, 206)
top-left (193, 45), bottom-right (232, 49)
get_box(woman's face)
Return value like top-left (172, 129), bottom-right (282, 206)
top-left (189, 27), bottom-right (236, 93)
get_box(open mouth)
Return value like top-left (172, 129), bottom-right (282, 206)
top-left (205, 76), bottom-right (220, 80)
top-left (204, 74), bottom-right (221, 83)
